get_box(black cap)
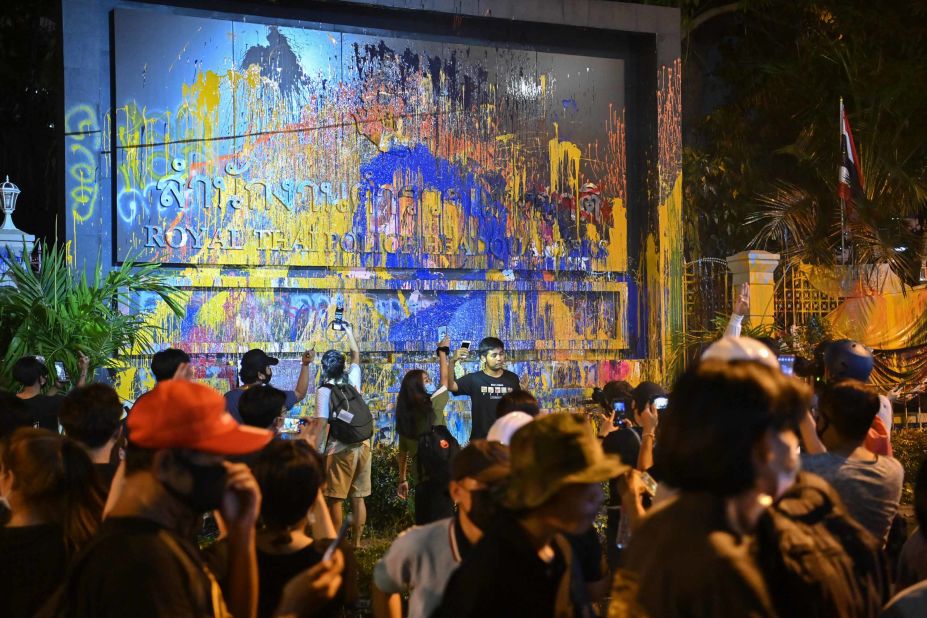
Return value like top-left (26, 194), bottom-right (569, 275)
top-left (632, 381), bottom-right (667, 409)
top-left (240, 349), bottom-right (279, 373)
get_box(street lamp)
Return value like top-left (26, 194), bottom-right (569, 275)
top-left (1, 175), bottom-right (22, 231)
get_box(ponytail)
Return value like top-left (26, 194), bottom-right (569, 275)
top-left (58, 437), bottom-right (105, 553)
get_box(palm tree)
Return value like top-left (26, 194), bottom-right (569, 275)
top-left (744, 17), bottom-right (927, 285)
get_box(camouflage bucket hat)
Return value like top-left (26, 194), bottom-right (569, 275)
top-left (505, 413), bottom-right (629, 510)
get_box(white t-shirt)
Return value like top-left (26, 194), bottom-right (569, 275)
top-left (373, 517), bottom-right (462, 617)
top-left (316, 363), bottom-right (362, 454)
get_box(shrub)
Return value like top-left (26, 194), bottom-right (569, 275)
top-left (891, 428), bottom-right (927, 505)
top-left (365, 444), bottom-right (414, 537)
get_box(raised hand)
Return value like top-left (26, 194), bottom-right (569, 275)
top-left (733, 282), bottom-right (750, 316)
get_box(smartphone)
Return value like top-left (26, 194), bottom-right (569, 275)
top-left (640, 471), bottom-right (658, 496)
top-left (460, 340), bottom-right (471, 357)
top-left (54, 361), bottom-right (68, 382)
top-left (437, 326), bottom-right (448, 340)
top-left (779, 355), bottom-right (796, 376)
top-left (279, 417), bottom-right (305, 434)
top-left (332, 306), bottom-right (345, 331)
top-left (652, 396), bottom-right (668, 411)
top-left (612, 400), bottom-right (627, 426)
top-left (322, 514), bottom-right (352, 562)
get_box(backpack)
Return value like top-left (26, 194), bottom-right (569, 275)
top-left (417, 424), bottom-right (460, 482)
top-left (324, 383), bottom-right (373, 444)
top-left (754, 472), bottom-right (889, 618)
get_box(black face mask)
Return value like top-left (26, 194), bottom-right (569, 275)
top-left (165, 454), bottom-right (228, 514)
top-left (466, 489), bottom-right (498, 530)
top-left (816, 411), bottom-right (830, 440)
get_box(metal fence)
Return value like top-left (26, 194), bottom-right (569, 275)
top-left (773, 262), bottom-right (841, 333)
top-left (682, 258), bottom-right (733, 367)
top-left (683, 257), bottom-right (927, 428)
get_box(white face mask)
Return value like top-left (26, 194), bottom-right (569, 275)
top-left (761, 430), bottom-right (801, 500)
top-left (773, 466), bottom-right (800, 499)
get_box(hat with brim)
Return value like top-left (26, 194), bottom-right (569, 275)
top-left (129, 379), bottom-right (273, 455)
top-left (241, 349), bottom-right (280, 373)
top-left (505, 413), bottom-right (629, 510)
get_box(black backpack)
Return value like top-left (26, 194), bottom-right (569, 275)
top-left (324, 383), bottom-right (373, 444)
top-left (754, 472), bottom-right (889, 618)
top-left (417, 424), bottom-right (461, 482)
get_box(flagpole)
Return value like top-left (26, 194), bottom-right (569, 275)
top-left (839, 97), bottom-right (847, 266)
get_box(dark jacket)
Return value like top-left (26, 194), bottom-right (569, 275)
top-left (610, 492), bottom-right (776, 618)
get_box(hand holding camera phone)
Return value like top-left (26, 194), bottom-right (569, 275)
top-left (323, 514), bottom-right (352, 562)
top-left (460, 340), bottom-right (471, 357)
top-left (331, 306), bottom-right (346, 331)
top-left (612, 399), bottom-right (629, 427)
top-left (640, 471), bottom-right (658, 496)
top-left (54, 361), bottom-right (69, 383)
top-left (279, 417), bottom-right (307, 434)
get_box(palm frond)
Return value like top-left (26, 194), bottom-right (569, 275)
top-left (0, 243), bottom-right (186, 389)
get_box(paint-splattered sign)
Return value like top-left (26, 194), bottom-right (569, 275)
top-left (112, 10), bottom-right (629, 272)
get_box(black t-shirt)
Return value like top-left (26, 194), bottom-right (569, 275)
top-left (256, 544), bottom-right (342, 618)
top-left (204, 537), bottom-right (353, 618)
top-left (0, 524), bottom-right (68, 617)
top-left (453, 370), bottom-right (520, 440)
top-left (19, 394), bottom-right (64, 431)
top-left (566, 527), bottom-right (606, 583)
top-left (65, 517), bottom-right (217, 617)
top-left (602, 426), bottom-right (642, 504)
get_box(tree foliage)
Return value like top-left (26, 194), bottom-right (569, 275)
top-left (0, 243), bottom-right (186, 389)
top-left (647, 0), bottom-right (927, 276)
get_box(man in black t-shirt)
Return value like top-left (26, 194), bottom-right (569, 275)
top-left (12, 355), bottom-right (89, 431)
top-left (449, 337), bottom-right (520, 441)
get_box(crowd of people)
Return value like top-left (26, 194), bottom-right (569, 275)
top-left (0, 319), bottom-right (926, 617)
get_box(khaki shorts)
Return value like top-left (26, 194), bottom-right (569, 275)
top-left (324, 442), bottom-right (372, 500)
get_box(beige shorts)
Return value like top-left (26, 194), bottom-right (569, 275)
top-left (324, 442), bottom-right (372, 500)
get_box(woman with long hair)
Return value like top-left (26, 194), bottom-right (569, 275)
top-left (0, 428), bottom-right (105, 616)
top-left (395, 334), bottom-right (453, 524)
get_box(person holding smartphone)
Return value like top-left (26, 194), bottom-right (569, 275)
top-left (52, 380), bottom-right (274, 618)
top-left (598, 381), bottom-right (668, 473)
top-left (11, 354), bottom-right (90, 432)
top-left (449, 337), bottom-right (521, 441)
top-left (224, 349), bottom-right (313, 424)
top-left (394, 334), bottom-right (454, 525)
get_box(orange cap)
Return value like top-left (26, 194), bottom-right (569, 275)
top-left (129, 379), bottom-right (272, 455)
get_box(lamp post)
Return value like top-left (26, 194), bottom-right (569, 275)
top-left (1, 176), bottom-right (22, 231)
top-left (0, 176), bottom-right (36, 284)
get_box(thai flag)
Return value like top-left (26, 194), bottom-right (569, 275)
top-left (838, 99), bottom-right (865, 205)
